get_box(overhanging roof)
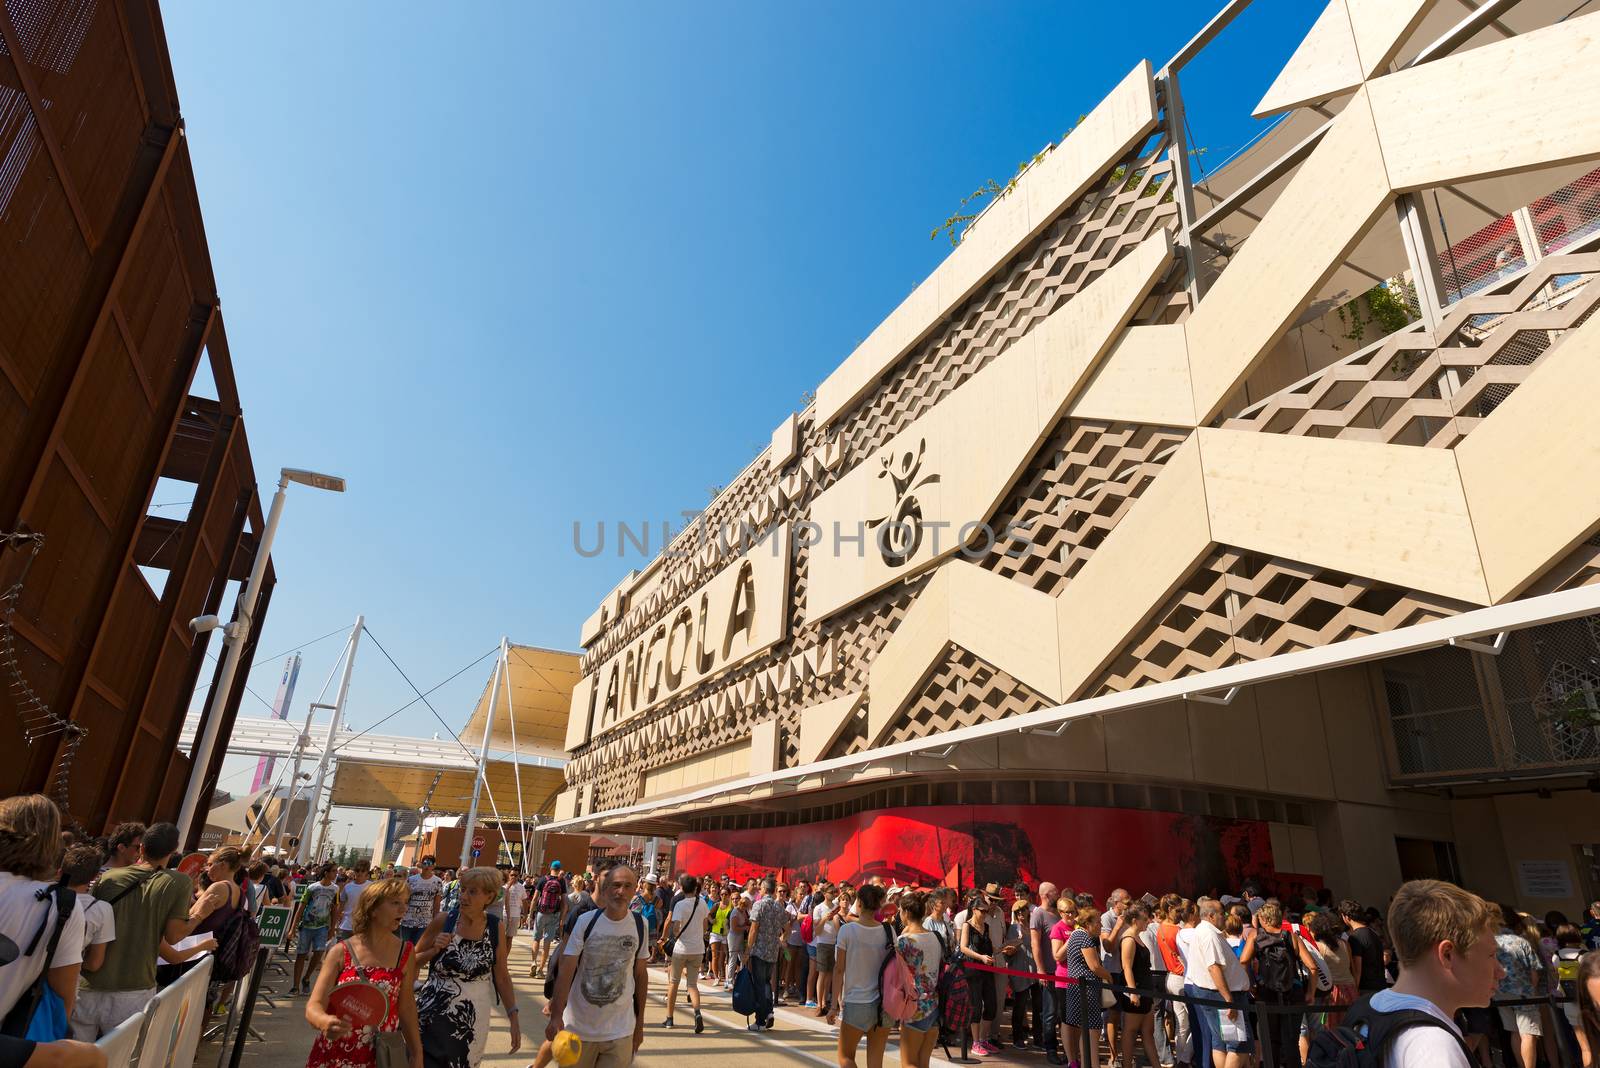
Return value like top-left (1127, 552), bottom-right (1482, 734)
top-left (550, 583), bottom-right (1600, 836)
top-left (330, 759), bottom-right (566, 818)
top-left (457, 644), bottom-right (581, 758)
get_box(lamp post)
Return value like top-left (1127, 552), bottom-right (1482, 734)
top-left (178, 467), bottom-right (346, 848)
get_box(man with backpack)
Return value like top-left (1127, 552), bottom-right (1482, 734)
top-left (1251, 901), bottom-right (1304, 1068)
top-left (546, 864), bottom-right (649, 1068)
top-left (1305, 879), bottom-right (1502, 1068)
top-left (530, 859), bottom-right (569, 979)
top-left (74, 823), bottom-right (196, 1039)
top-left (747, 876), bottom-right (788, 1031)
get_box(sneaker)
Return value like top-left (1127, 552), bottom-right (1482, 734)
top-left (661, 1016), bottom-right (674, 1028)
top-left (695, 1012), bottom-right (705, 1034)
top-left (973, 1041), bottom-right (994, 1056)
top-left (804, 1000), bottom-right (817, 1007)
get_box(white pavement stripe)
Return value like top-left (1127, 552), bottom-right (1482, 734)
top-left (642, 964), bottom-right (969, 1068)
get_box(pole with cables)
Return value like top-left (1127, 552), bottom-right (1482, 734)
top-left (177, 468), bottom-right (344, 848)
top-left (460, 639), bottom-right (504, 870)
top-left (272, 635), bottom-right (354, 860)
top-left (298, 615), bottom-right (364, 862)
top-left (502, 642), bottom-right (531, 872)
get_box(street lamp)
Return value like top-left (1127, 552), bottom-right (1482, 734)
top-left (177, 467), bottom-right (346, 847)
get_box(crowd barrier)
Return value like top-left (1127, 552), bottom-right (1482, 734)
top-left (91, 956), bottom-right (214, 1068)
top-left (964, 960), bottom-right (1585, 1068)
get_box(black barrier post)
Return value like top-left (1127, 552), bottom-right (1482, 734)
top-left (1255, 998), bottom-right (1276, 1068)
top-left (1077, 981), bottom-right (1092, 1068)
top-left (227, 948), bottom-right (271, 1068)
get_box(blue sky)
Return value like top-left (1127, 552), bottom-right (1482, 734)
top-left (162, 0), bottom-right (1318, 842)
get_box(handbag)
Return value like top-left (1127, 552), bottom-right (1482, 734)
top-left (372, 1030), bottom-right (407, 1067)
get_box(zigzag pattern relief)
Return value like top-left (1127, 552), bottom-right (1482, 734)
top-left (834, 136), bottom-right (1181, 463)
top-left (984, 419), bottom-right (1189, 595)
top-left (1091, 548), bottom-right (1471, 695)
top-left (1223, 253), bottom-right (1600, 447)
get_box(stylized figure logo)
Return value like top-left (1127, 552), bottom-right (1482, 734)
top-left (868, 439), bottom-right (940, 567)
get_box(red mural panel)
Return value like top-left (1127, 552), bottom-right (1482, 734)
top-left (677, 805), bottom-right (1317, 900)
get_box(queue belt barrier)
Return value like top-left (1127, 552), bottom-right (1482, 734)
top-left (93, 955), bottom-right (214, 1068)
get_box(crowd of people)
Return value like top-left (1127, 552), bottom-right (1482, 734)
top-left (10, 790), bottom-right (1600, 1068)
top-left (520, 860), bottom-right (1600, 1068)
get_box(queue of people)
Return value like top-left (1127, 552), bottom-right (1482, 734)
top-left (561, 866), bottom-right (1600, 1068)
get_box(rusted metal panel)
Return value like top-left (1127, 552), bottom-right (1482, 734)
top-left (0, 0), bottom-right (270, 833)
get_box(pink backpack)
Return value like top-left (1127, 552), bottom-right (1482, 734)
top-left (877, 927), bottom-right (919, 1024)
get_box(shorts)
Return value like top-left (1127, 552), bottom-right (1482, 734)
top-left (1116, 988), bottom-right (1153, 1015)
top-left (806, 944), bottom-right (816, 959)
top-left (71, 987), bottom-right (156, 1041)
top-left (710, 932), bottom-right (726, 945)
top-left (571, 1035), bottom-right (635, 1068)
top-left (1197, 992), bottom-right (1256, 1054)
top-left (669, 953), bottom-right (701, 987)
top-left (336, 927), bottom-right (354, 941)
top-left (297, 926), bottom-right (329, 953)
top-left (815, 943), bottom-right (836, 971)
top-left (905, 1011), bottom-right (939, 1032)
top-left (1499, 1004), bottom-right (1543, 1036)
top-left (842, 999), bottom-right (888, 1032)
top-left (535, 912), bottom-right (562, 941)
top-left (398, 925), bottom-right (426, 945)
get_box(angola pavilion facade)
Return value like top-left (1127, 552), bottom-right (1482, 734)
top-left (548, 1), bottom-right (1600, 915)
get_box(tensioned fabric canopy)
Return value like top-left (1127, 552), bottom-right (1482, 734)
top-left (456, 644), bottom-right (581, 757)
top-left (329, 758), bottom-right (566, 817)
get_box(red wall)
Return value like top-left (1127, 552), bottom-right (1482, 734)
top-left (677, 804), bottom-right (1316, 900)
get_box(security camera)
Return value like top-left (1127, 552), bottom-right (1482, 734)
top-left (189, 614), bottom-right (222, 635)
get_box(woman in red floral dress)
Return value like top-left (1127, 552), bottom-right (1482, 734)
top-left (305, 878), bottom-right (428, 1067)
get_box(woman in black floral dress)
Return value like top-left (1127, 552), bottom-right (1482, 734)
top-left (415, 867), bottom-right (520, 1067)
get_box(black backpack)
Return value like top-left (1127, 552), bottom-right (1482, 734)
top-left (1304, 994), bottom-right (1474, 1068)
top-left (211, 904), bottom-right (260, 983)
top-left (1254, 929), bottom-right (1299, 994)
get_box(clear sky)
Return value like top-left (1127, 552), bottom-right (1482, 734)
top-left (161, 0), bottom-right (1319, 848)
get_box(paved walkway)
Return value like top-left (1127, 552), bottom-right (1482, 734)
top-left (210, 935), bottom-right (1069, 1068)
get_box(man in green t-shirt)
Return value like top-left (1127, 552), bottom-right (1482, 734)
top-left (289, 863), bottom-right (340, 994)
top-left (72, 822), bottom-right (197, 1039)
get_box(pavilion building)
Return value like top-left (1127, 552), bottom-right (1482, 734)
top-left (547, 0), bottom-right (1600, 914)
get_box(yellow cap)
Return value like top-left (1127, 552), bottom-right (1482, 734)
top-left (552, 1030), bottom-right (583, 1066)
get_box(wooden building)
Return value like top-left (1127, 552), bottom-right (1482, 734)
top-left (0, 0), bottom-right (269, 838)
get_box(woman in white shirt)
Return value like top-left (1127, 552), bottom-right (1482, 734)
top-left (0, 795), bottom-right (85, 1027)
top-left (828, 883), bottom-right (892, 1068)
